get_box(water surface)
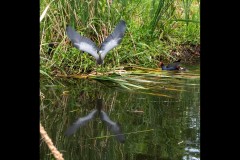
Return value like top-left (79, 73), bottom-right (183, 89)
top-left (40, 66), bottom-right (200, 160)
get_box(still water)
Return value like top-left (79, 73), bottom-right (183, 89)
top-left (40, 66), bottom-right (200, 160)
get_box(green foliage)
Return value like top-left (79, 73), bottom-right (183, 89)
top-left (40, 0), bottom-right (200, 77)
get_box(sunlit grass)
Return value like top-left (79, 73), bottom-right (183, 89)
top-left (40, 0), bottom-right (200, 80)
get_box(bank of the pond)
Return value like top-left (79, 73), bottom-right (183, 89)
top-left (40, 43), bottom-right (200, 77)
top-left (162, 44), bottom-right (200, 64)
top-left (40, 0), bottom-right (199, 76)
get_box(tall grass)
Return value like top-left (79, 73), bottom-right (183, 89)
top-left (40, 0), bottom-right (200, 76)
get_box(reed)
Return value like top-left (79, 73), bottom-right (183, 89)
top-left (40, 0), bottom-right (200, 77)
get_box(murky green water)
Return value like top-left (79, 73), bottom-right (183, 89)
top-left (40, 66), bottom-right (200, 160)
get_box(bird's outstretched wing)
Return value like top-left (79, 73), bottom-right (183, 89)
top-left (100, 110), bottom-right (125, 143)
top-left (166, 59), bottom-right (181, 68)
top-left (66, 26), bottom-right (100, 61)
top-left (65, 109), bottom-right (98, 136)
top-left (99, 20), bottom-right (127, 60)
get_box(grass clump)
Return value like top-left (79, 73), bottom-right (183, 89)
top-left (40, 0), bottom-right (200, 77)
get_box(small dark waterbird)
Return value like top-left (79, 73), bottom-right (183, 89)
top-left (158, 59), bottom-right (186, 71)
top-left (65, 99), bottom-right (125, 143)
top-left (66, 20), bottom-right (127, 65)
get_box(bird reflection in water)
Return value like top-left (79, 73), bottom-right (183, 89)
top-left (99, 109), bottom-right (125, 143)
top-left (65, 99), bottom-right (125, 143)
top-left (64, 109), bottom-right (98, 136)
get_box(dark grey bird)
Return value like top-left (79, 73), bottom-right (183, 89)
top-left (100, 110), bottom-right (125, 143)
top-left (65, 109), bottom-right (98, 136)
top-left (158, 59), bottom-right (187, 71)
top-left (66, 20), bottom-right (127, 65)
